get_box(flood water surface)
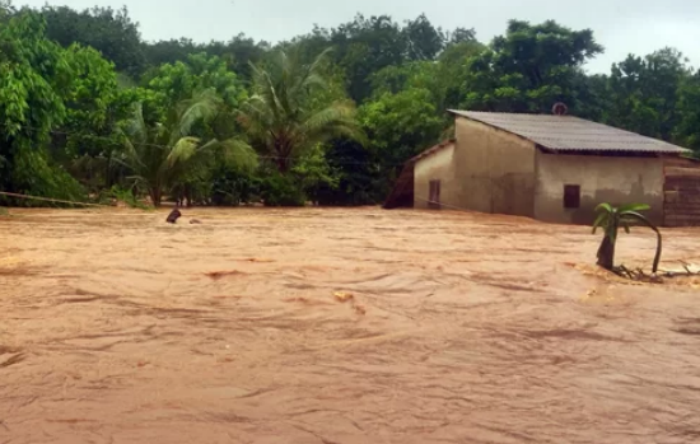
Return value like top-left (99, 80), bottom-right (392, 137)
top-left (1, 207), bottom-right (699, 443)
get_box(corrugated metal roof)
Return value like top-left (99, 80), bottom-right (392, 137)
top-left (448, 110), bottom-right (690, 154)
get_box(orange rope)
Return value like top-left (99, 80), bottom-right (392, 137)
top-left (0, 191), bottom-right (108, 208)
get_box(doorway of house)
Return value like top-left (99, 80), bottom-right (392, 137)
top-left (429, 180), bottom-right (441, 209)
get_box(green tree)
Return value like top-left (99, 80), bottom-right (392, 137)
top-left (446, 27), bottom-right (477, 45)
top-left (675, 70), bottom-right (700, 156)
top-left (606, 48), bottom-right (690, 140)
top-left (370, 61), bottom-right (439, 97)
top-left (143, 34), bottom-right (270, 81)
top-left (463, 20), bottom-right (603, 113)
top-left (144, 54), bottom-right (241, 105)
top-left (142, 38), bottom-right (198, 69)
top-left (274, 14), bottom-right (463, 103)
top-left (0, 9), bottom-right (85, 204)
top-left (592, 203), bottom-right (662, 273)
top-left (207, 34), bottom-right (271, 80)
top-left (314, 138), bottom-right (379, 206)
top-left (139, 54), bottom-right (252, 206)
top-left (39, 5), bottom-right (146, 77)
top-left (328, 15), bottom-right (408, 102)
top-left (402, 14), bottom-right (446, 61)
top-left (53, 44), bottom-right (135, 192)
top-left (571, 72), bottom-right (611, 122)
top-left (359, 87), bottom-right (444, 195)
top-left (237, 49), bottom-right (362, 173)
top-left (276, 26), bottom-right (333, 68)
top-left (437, 37), bottom-right (484, 109)
top-left (369, 59), bottom-right (471, 114)
top-left (290, 143), bottom-right (339, 203)
top-left (118, 89), bottom-right (256, 206)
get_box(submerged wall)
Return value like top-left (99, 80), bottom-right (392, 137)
top-left (451, 117), bottom-right (536, 217)
top-left (414, 143), bottom-right (455, 209)
top-left (534, 152), bottom-right (665, 225)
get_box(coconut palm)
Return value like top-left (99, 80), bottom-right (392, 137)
top-left (592, 203), bottom-right (663, 273)
top-left (118, 89), bottom-right (257, 206)
top-left (236, 49), bottom-right (363, 172)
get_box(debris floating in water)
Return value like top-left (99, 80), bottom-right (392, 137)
top-left (166, 209), bottom-right (182, 224)
top-left (334, 292), bottom-right (354, 303)
top-left (333, 291), bottom-right (366, 316)
top-left (206, 270), bottom-right (246, 280)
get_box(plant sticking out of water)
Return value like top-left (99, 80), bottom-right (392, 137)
top-left (109, 186), bottom-right (153, 210)
top-left (593, 203), bottom-right (662, 274)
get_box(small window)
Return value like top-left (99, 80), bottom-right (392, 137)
top-left (563, 185), bottom-right (581, 209)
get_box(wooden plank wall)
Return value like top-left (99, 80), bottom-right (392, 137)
top-left (664, 157), bottom-right (700, 227)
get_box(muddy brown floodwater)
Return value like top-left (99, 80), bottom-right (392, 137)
top-left (1, 207), bottom-right (700, 443)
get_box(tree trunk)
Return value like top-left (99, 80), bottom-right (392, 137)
top-left (274, 138), bottom-right (292, 173)
top-left (150, 188), bottom-right (162, 208)
top-left (596, 235), bottom-right (616, 270)
top-left (277, 157), bottom-right (290, 173)
top-left (651, 229), bottom-right (662, 274)
top-left (185, 185), bottom-right (192, 208)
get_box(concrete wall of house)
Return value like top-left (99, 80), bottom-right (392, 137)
top-left (534, 152), bottom-right (665, 225)
top-left (414, 143), bottom-right (455, 209)
top-left (451, 117), bottom-right (537, 216)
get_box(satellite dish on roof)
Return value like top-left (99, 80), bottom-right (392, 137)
top-left (552, 102), bottom-right (568, 116)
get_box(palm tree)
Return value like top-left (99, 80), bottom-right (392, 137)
top-left (592, 203), bottom-right (663, 273)
top-left (236, 49), bottom-right (363, 172)
top-left (118, 89), bottom-right (257, 207)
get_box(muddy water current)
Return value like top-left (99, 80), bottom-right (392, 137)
top-left (1, 207), bottom-right (699, 443)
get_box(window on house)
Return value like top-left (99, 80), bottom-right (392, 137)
top-left (563, 184), bottom-right (581, 209)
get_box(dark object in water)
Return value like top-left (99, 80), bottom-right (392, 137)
top-left (166, 209), bottom-right (182, 224)
top-left (190, 219), bottom-right (202, 224)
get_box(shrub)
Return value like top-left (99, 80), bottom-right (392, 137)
top-left (209, 167), bottom-right (260, 206)
top-left (105, 185), bottom-right (152, 210)
top-left (259, 173), bottom-right (306, 207)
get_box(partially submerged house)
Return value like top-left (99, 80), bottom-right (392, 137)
top-left (384, 110), bottom-right (700, 227)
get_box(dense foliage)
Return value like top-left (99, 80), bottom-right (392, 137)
top-left (1, 3), bottom-right (699, 208)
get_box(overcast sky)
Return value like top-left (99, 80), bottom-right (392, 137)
top-left (17, 0), bottom-right (700, 73)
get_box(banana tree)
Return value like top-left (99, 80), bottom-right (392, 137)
top-left (592, 203), bottom-right (662, 273)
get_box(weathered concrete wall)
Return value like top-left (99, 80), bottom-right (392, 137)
top-left (452, 117), bottom-right (536, 217)
top-left (534, 152), bottom-right (665, 225)
top-left (414, 143), bottom-right (455, 209)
